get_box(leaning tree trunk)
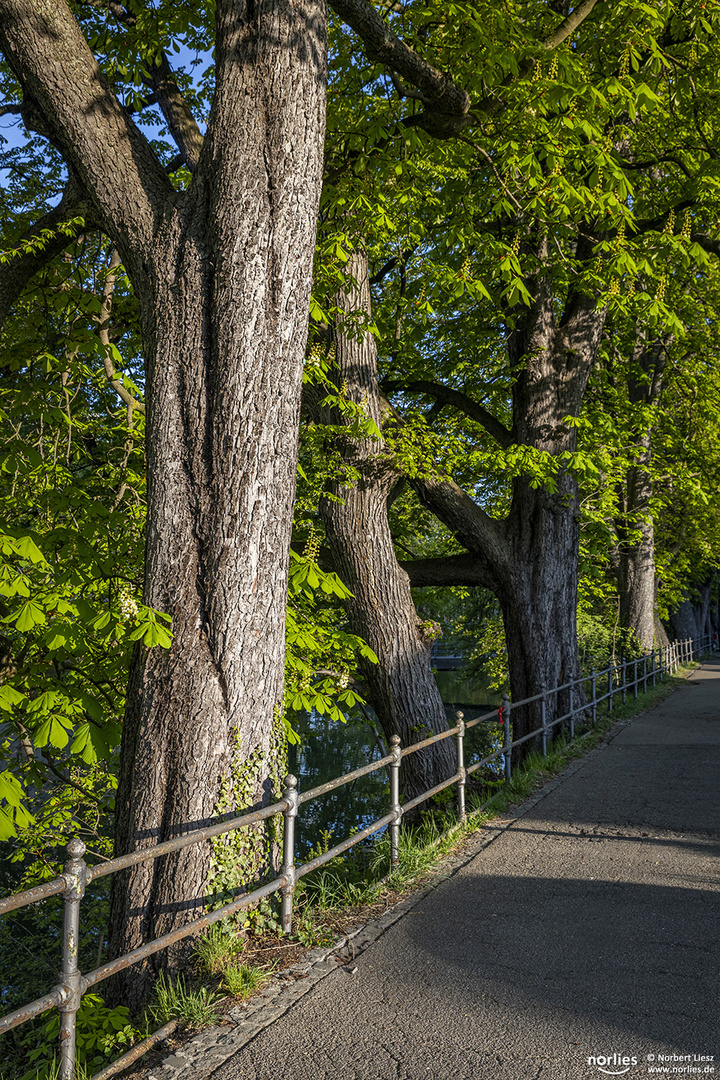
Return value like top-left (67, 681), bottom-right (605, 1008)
top-left (311, 245), bottom-right (455, 800)
top-left (105, 4), bottom-right (327, 1005)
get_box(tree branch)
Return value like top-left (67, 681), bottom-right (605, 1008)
top-left (0, 0), bottom-right (172, 263)
top-left (143, 52), bottom-right (204, 172)
top-left (383, 379), bottom-right (513, 448)
top-left (410, 473), bottom-right (508, 586)
top-left (617, 153), bottom-right (695, 180)
top-left (542, 0), bottom-right (601, 51)
top-left (329, 0), bottom-right (471, 136)
top-left (400, 552), bottom-right (497, 589)
top-left (97, 248), bottom-right (146, 414)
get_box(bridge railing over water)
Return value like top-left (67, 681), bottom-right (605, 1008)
top-left (1, 633), bottom-right (714, 1080)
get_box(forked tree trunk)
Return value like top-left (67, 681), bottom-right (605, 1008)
top-left (311, 246), bottom-right (455, 800)
top-left (104, 5), bottom-right (327, 1005)
top-left (408, 269), bottom-right (607, 760)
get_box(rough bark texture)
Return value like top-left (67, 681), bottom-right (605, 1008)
top-left (499, 276), bottom-right (605, 749)
top-left (0, 0), bottom-right (327, 1006)
top-left (617, 338), bottom-right (666, 651)
top-left (309, 247), bottom-right (455, 799)
top-left (668, 598), bottom-right (700, 642)
top-left (409, 267), bottom-right (607, 756)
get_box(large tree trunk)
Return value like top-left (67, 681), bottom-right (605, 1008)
top-left (668, 598), bottom-right (700, 642)
top-left (618, 441), bottom-right (656, 651)
top-left (616, 338), bottom-right (666, 651)
top-left (498, 475), bottom-right (583, 752)
top-left (106, 12), bottom-right (327, 1001)
top-left (408, 268), bottom-right (607, 758)
top-left (0, 0), bottom-right (326, 1004)
top-left (310, 246), bottom-right (455, 800)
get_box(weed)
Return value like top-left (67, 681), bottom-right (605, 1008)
top-left (242, 896), bottom-right (282, 937)
top-left (15, 994), bottom-right (140, 1080)
top-left (12, 1059), bottom-right (91, 1080)
top-left (194, 918), bottom-right (244, 976)
top-left (149, 973), bottom-right (221, 1029)
top-left (222, 962), bottom-right (268, 998)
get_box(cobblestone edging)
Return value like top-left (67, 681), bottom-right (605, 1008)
top-left (146, 690), bottom-right (681, 1080)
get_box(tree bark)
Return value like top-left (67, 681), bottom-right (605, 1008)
top-left (111, 7), bottom-right (327, 1000)
top-left (0, 0), bottom-right (327, 1006)
top-left (309, 245), bottom-right (455, 800)
top-left (616, 337), bottom-right (666, 651)
top-left (408, 270), bottom-right (607, 756)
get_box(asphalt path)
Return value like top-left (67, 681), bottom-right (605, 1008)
top-left (213, 662), bottom-right (720, 1080)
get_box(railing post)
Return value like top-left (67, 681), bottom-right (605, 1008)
top-left (643, 652), bottom-right (648, 693)
top-left (455, 711), bottom-right (466, 823)
top-left (590, 667), bottom-right (597, 726)
top-left (389, 734), bottom-right (402, 868)
top-left (541, 684), bottom-right (548, 755)
top-left (502, 694), bottom-right (512, 783)
top-left (59, 838), bottom-right (89, 1080)
top-left (568, 676), bottom-right (575, 740)
top-left (608, 662), bottom-right (614, 712)
top-left (633, 657), bottom-right (638, 698)
top-left (621, 655), bottom-right (627, 706)
top-left (280, 774), bottom-right (298, 935)
top-left (651, 647), bottom-right (657, 688)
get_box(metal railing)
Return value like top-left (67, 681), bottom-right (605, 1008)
top-left (1, 632), bottom-right (714, 1080)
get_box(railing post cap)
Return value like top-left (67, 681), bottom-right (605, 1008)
top-left (283, 774), bottom-right (298, 790)
top-left (455, 709), bottom-right (464, 720)
top-left (66, 837), bottom-right (86, 860)
top-left (390, 734), bottom-right (401, 747)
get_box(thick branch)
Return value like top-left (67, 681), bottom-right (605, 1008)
top-left (411, 474), bottom-right (508, 587)
top-left (384, 379), bottom-right (513, 448)
top-left (400, 552), bottom-right (496, 589)
top-left (0, 0), bottom-right (171, 261)
top-left (542, 0), bottom-right (601, 50)
top-left (0, 179), bottom-right (100, 326)
top-left (144, 53), bottom-right (204, 172)
top-left (330, 0), bottom-right (471, 135)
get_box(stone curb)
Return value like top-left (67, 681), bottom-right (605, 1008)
top-left (145, 675), bottom-right (693, 1080)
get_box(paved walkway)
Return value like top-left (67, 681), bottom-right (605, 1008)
top-left (213, 663), bottom-right (720, 1080)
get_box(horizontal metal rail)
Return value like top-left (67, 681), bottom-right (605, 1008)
top-left (0, 633), bottom-right (711, 1080)
top-left (295, 812), bottom-right (396, 880)
top-left (297, 754), bottom-right (393, 805)
top-left (0, 875), bottom-right (66, 916)
top-left (90, 799), bottom-right (289, 881)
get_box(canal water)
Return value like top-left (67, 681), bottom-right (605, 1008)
top-left (288, 670), bottom-right (503, 858)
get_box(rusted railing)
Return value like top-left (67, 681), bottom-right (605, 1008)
top-left (0, 633), bottom-right (713, 1080)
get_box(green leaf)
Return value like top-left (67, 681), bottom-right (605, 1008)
top-left (14, 600), bottom-right (46, 631)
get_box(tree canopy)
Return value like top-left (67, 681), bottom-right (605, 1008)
top-left (1, 0), bottom-right (719, 1000)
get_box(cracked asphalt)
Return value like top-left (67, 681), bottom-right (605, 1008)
top-left (213, 662), bottom-right (720, 1080)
